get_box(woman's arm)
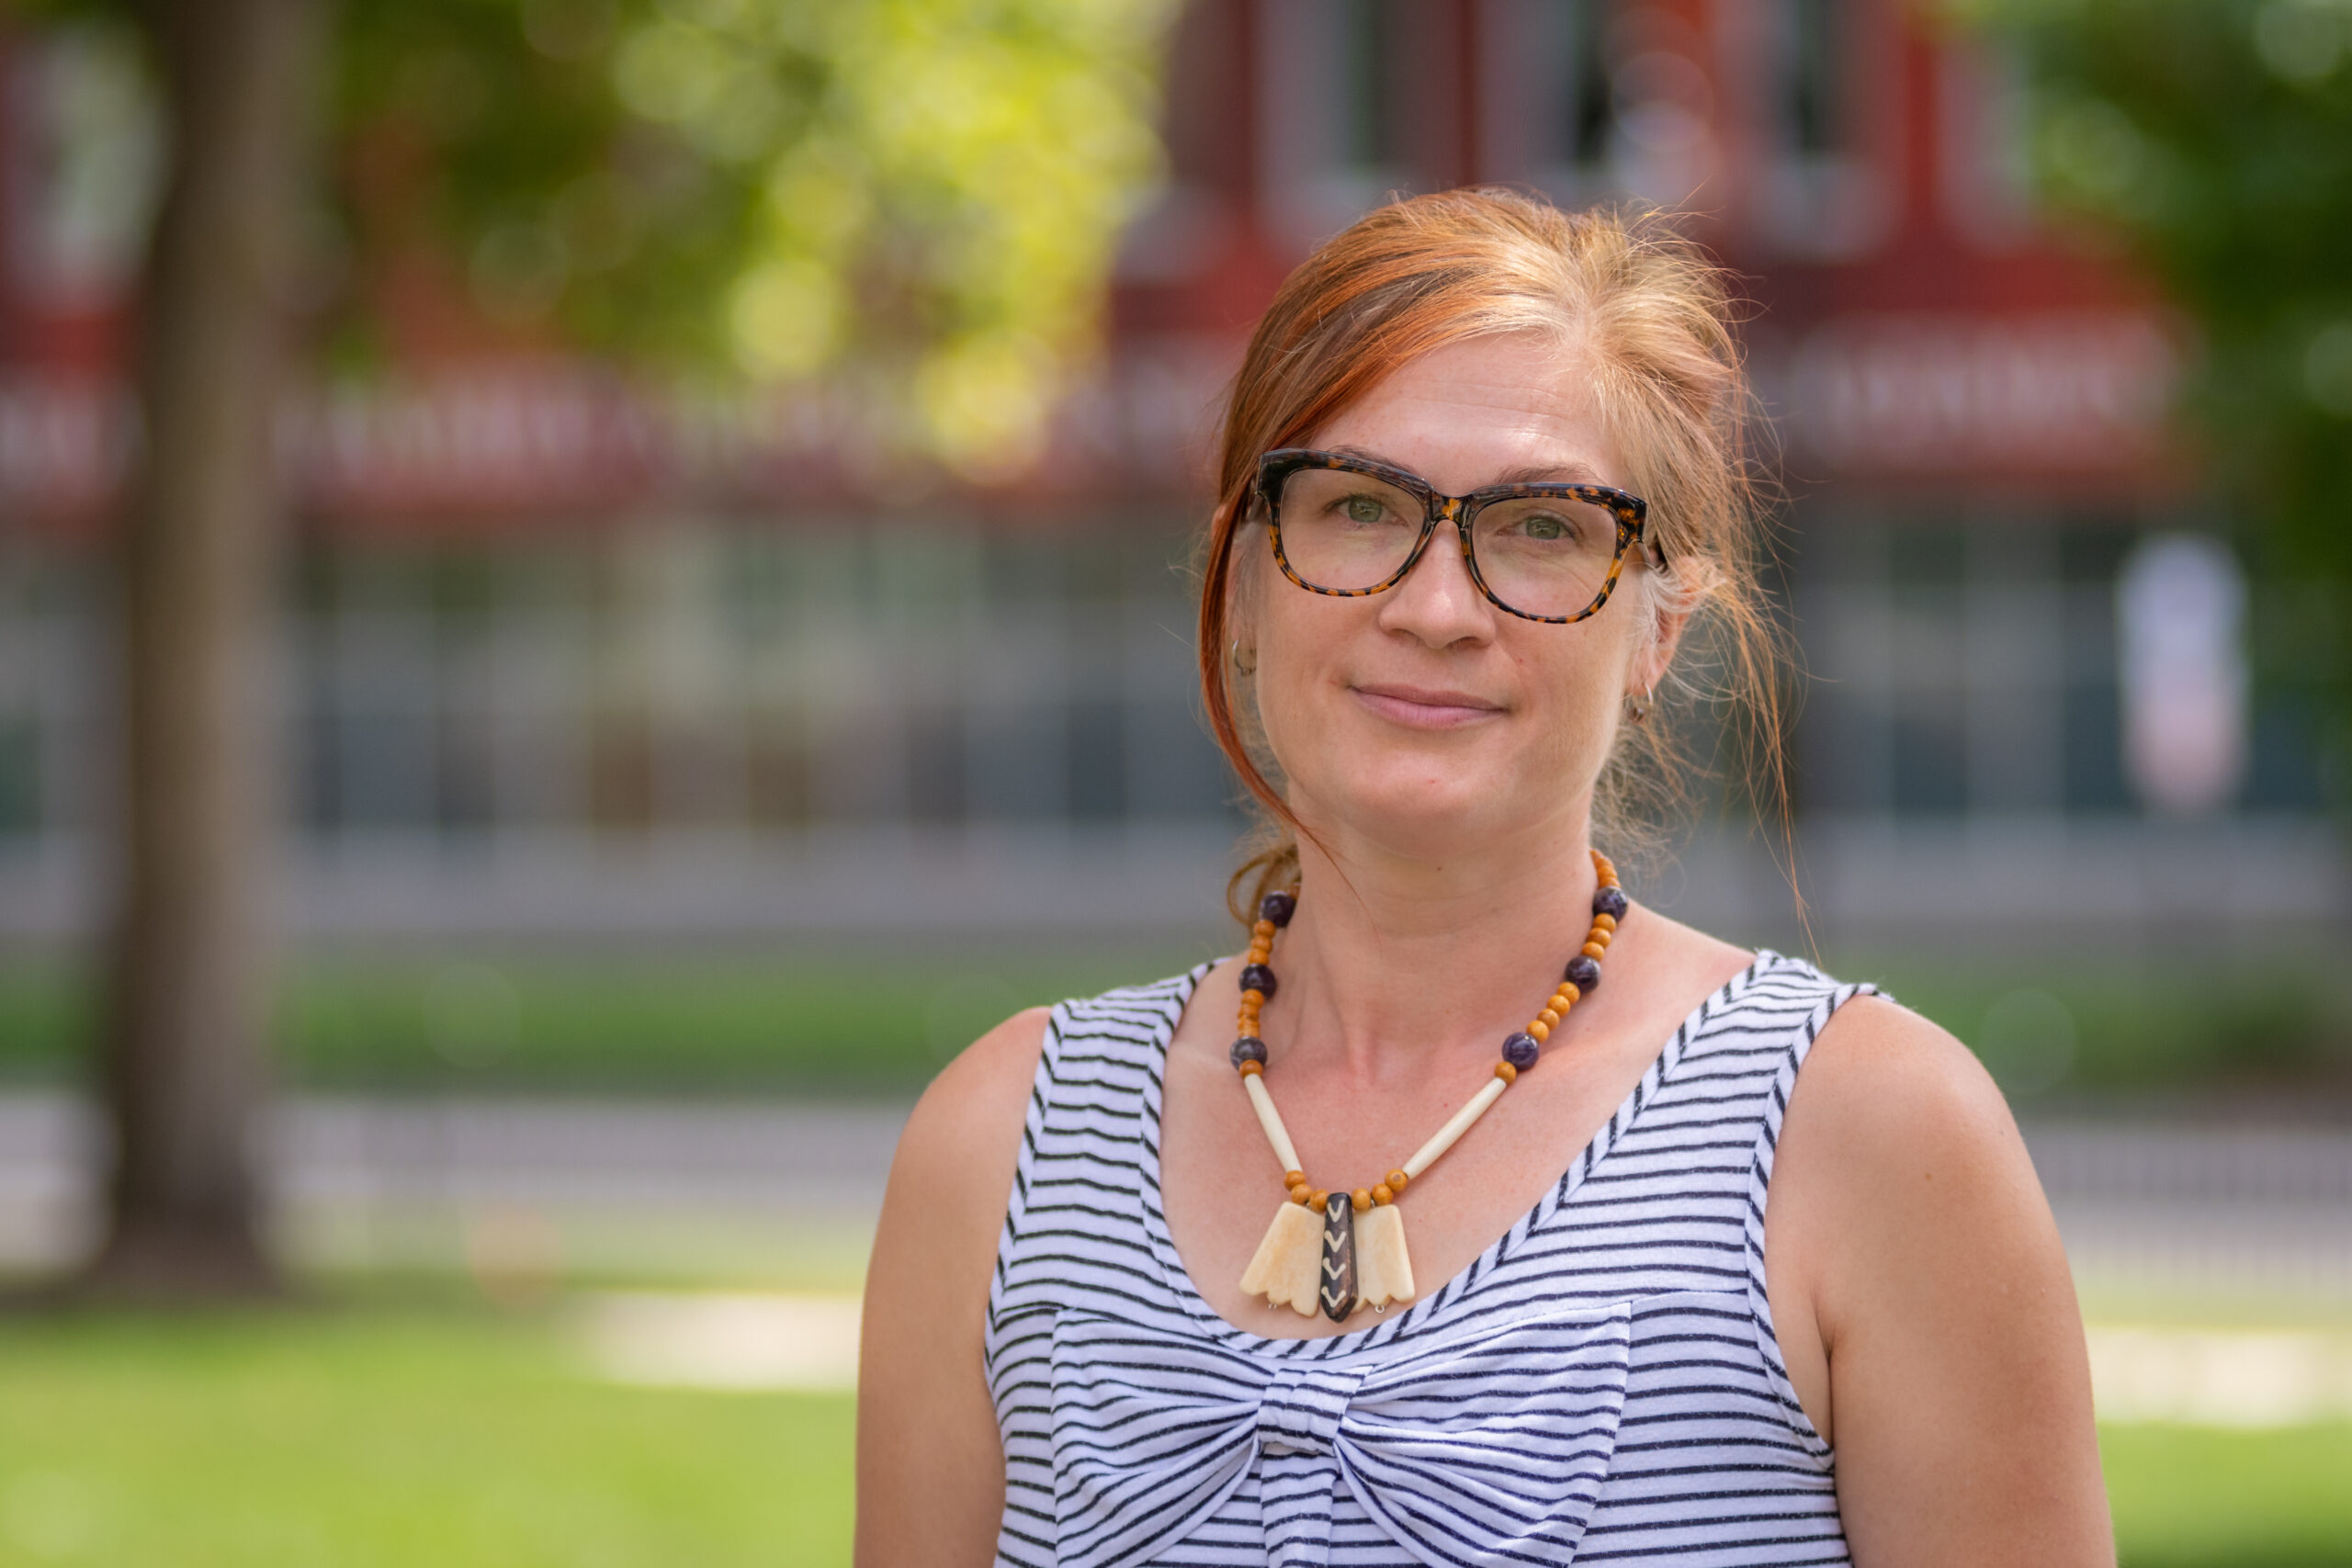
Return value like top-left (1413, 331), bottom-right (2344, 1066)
top-left (855, 1007), bottom-right (1050, 1568)
top-left (1768, 996), bottom-right (2114, 1567)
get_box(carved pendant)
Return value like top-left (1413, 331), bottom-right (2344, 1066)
top-left (1239, 1199), bottom-right (1324, 1316)
top-left (1352, 1201), bottom-right (1415, 1311)
top-left (1318, 1192), bottom-right (1357, 1321)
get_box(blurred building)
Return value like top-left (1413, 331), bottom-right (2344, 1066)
top-left (0, 0), bottom-right (2339, 956)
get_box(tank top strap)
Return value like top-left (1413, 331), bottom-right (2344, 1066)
top-left (1733, 953), bottom-right (1882, 1455)
top-left (988, 964), bottom-right (1209, 1338)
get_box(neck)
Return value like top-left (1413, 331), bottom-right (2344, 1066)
top-left (1263, 803), bottom-right (1605, 1084)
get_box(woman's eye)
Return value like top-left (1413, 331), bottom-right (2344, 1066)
top-left (1344, 495), bottom-right (1386, 524)
top-left (1522, 512), bottom-right (1569, 540)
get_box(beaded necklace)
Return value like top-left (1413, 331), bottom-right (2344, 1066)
top-left (1230, 849), bottom-right (1626, 1322)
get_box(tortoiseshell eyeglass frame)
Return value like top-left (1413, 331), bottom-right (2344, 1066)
top-left (1252, 448), bottom-right (1661, 626)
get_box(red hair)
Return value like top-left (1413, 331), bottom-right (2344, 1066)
top-left (1195, 189), bottom-right (1788, 920)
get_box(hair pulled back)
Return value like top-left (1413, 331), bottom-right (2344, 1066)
top-left (1196, 188), bottom-right (1787, 923)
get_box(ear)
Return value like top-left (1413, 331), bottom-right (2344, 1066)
top-left (1629, 561), bottom-right (1702, 696)
top-left (1225, 511), bottom-right (1264, 662)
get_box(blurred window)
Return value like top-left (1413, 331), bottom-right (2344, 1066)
top-left (1746, 0), bottom-right (1894, 259)
top-left (1340, 0), bottom-right (1406, 173)
top-left (1259, 0), bottom-right (1419, 247)
top-left (1791, 514), bottom-right (2181, 821)
top-left (1782, 0), bottom-right (1843, 157)
top-left (1475, 0), bottom-right (1624, 197)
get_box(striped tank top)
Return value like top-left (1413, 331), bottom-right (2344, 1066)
top-left (984, 951), bottom-right (1877, 1567)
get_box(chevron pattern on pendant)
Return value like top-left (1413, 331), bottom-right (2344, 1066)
top-left (1317, 1191), bottom-right (1356, 1321)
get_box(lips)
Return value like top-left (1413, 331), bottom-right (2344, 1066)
top-left (1350, 682), bottom-right (1506, 728)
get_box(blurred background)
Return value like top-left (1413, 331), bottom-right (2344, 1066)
top-left (0, 0), bottom-right (2348, 1564)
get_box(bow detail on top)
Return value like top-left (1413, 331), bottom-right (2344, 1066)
top-left (1046, 1303), bottom-right (1634, 1568)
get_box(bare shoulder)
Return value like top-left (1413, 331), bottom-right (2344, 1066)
top-left (1776, 992), bottom-right (2060, 1343)
top-left (1790, 992), bottom-right (2029, 1186)
top-left (1773, 1001), bottom-right (2108, 1562)
top-left (858, 1009), bottom-right (1053, 1567)
top-left (890, 1004), bottom-right (1054, 1207)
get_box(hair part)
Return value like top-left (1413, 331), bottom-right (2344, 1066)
top-left (1195, 187), bottom-right (1792, 924)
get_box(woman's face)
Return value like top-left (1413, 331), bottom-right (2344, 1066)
top-left (1239, 333), bottom-right (1668, 863)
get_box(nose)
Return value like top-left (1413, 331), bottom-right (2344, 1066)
top-left (1375, 507), bottom-right (1495, 648)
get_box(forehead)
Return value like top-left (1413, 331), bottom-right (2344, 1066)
top-left (1306, 333), bottom-right (1623, 492)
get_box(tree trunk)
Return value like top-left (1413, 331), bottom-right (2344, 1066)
top-left (81, 0), bottom-right (322, 1301)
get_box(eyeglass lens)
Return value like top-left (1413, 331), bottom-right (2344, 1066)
top-left (1274, 466), bottom-right (1623, 619)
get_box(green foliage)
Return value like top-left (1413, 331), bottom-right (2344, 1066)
top-left (0, 948), bottom-right (1218, 1092)
top-left (5, 0), bottom-right (1176, 474)
top-left (330, 0), bottom-right (1176, 473)
top-left (1960, 0), bottom-right (2352, 786)
top-left (1, 947), bottom-right (2346, 1095)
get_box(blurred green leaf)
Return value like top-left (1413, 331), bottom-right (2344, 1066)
top-left (6, 0), bottom-right (1178, 475)
top-left (1956, 0), bottom-right (2352, 795)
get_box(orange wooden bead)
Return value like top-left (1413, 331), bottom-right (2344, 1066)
top-left (1386, 1169), bottom-right (1408, 1190)
top-left (1537, 1008), bottom-right (1562, 1029)
top-left (1351, 1189), bottom-right (1372, 1213)
top-left (1253, 919), bottom-right (1276, 939)
top-left (1494, 1060), bottom-right (1517, 1084)
top-left (1310, 1190), bottom-right (1329, 1210)
top-left (1587, 927), bottom-right (1611, 948)
top-left (1292, 1186), bottom-right (1314, 1205)
top-left (1372, 1183), bottom-right (1394, 1204)
top-left (1557, 982), bottom-right (1580, 1007)
top-left (1238, 1059), bottom-right (1263, 1077)
top-left (1527, 1020), bottom-right (1550, 1043)
top-left (1241, 987), bottom-right (1266, 1007)
top-left (1283, 1169), bottom-right (1306, 1186)
top-left (1591, 912), bottom-right (1617, 933)
top-left (1581, 941), bottom-right (1607, 960)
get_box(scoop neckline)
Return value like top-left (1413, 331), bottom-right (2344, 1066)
top-left (1133, 950), bottom-right (1776, 1359)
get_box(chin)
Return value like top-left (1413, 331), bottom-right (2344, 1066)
top-left (1302, 769), bottom-right (1509, 857)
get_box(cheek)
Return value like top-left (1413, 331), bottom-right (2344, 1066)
top-left (1512, 624), bottom-right (1646, 767)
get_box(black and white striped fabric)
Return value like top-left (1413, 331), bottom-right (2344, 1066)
top-left (986, 953), bottom-right (1875, 1567)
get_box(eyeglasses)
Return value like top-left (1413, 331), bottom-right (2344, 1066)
top-left (1254, 449), bottom-right (1657, 625)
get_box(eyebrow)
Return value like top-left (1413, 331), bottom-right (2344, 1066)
top-left (1326, 446), bottom-right (1607, 489)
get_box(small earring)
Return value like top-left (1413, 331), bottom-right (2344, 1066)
top-left (1623, 689), bottom-right (1652, 725)
top-left (1231, 640), bottom-right (1257, 676)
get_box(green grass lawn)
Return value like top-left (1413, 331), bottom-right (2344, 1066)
top-left (2103, 1422), bottom-right (2352, 1567)
top-left (2, 1297), bottom-right (2348, 1568)
top-left (0, 1302), bottom-right (853, 1568)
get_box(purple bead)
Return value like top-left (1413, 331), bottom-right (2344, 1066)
top-left (1239, 963), bottom-right (1278, 999)
top-left (1592, 886), bottom-right (1628, 920)
top-left (1565, 954), bottom-right (1601, 992)
top-left (1259, 889), bottom-right (1297, 927)
top-left (1501, 1032), bottom-right (1542, 1070)
top-left (1230, 1036), bottom-right (1267, 1067)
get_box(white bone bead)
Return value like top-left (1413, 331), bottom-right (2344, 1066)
top-left (1240, 1071), bottom-right (1302, 1176)
top-left (1401, 1076), bottom-right (1509, 1179)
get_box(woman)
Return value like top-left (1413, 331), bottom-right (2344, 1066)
top-left (858, 191), bottom-right (2110, 1566)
